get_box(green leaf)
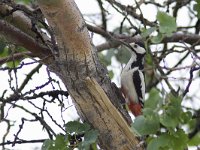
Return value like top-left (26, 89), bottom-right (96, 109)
top-left (16, 46), bottom-right (27, 52)
top-left (53, 134), bottom-right (67, 150)
top-left (141, 27), bottom-right (157, 38)
top-left (115, 47), bottom-right (130, 64)
top-left (84, 130), bottom-right (98, 145)
top-left (188, 132), bottom-right (200, 146)
top-left (151, 32), bottom-right (164, 43)
top-left (194, 0), bottom-right (200, 18)
top-left (0, 46), bottom-right (9, 58)
top-left (147, 130), bottom-right (188, 150)
top-left (108, 70), bottom-right (114, 79)
top-left (42, 135), bottom-right (69, 150)
top-left (145, 53), bottom-right (153, 66)
top-left (147, 134), bottom-right (171, 150)
top-left (156, 11), bottom-right (177, 35)
top-left (172, 129), bottom-right (188, 150)
top-left (160, 111), bottom-right (178, 129)
top-left (160, 95), bottom-right (182, 129)
top-left (0, 40), bottom-right (6, 55)
top-left (6, 60), bottom-right (20, 68)
top-left (65, 121), bottom-right (90, 134)
top-left (79, 130), bottom-right (98, 150)
top-left (90, 143), bottom-right (98, 150)
top-left (0, 45), bottom-right (27, 67)
top-left (180, 111), bottom-right (192, 124)
top-left (144, 88), bottom-right (162, 109)
top-left (42, 139), bottom-right (54, 150)
top-left (16, 0), bottom-right (32, 4)
top-left (132, 109), bottom-right (160, 136)
top-left (98, 50), bottom-right (114, 66)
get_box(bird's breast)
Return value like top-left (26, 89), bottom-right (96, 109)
top-left (121, 68), bottom-right (138, 101)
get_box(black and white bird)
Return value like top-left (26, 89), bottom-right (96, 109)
top-left (121, 42), bottom-right (146, 116)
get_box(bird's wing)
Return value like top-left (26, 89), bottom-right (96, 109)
top-left (132, 70), bottom-right (144, 106)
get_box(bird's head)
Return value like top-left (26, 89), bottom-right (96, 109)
top-left (129, 42), bottom-right (146, 57)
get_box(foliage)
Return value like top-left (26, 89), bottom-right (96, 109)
top-left (132, 88), bottom-right (195, 150)
top-left (15, 0), bottom-right (35, 4)
top-left (141, 11), bottom-right (177, 43)
top-left (194, 0), bottom-right (200, 18)
top-left (147, 129), bottom-right (188, 150)
top-left (99, 46), bottom-right (130, 79)
top-left (188, 132), bottom-right (200, 146)
top-left (42, 121), bottom-right (98, 150)
top-left (0, 38), bottom-right (27, 68)
top-left (157, 11), bottom-right (177, 36)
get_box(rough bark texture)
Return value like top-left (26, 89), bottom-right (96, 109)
top-left (37, 0), bottom-right (141, 149)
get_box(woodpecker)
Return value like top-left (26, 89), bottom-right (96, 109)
top-left (121, 42), bottom-right (146, 116)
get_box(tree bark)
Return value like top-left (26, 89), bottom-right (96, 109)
top-left (37, 0), bottom-right (141, 149)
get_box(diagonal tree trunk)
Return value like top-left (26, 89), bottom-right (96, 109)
top-left (36, 0), bottom-right (141, 149)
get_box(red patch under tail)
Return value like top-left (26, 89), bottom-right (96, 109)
top-left (128, 101), bottom-right (142, 116)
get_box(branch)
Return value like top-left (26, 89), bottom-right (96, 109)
top-left (0, 139), bottom-right (46, 146)
top-left (0, 3), bottom-right (51, 46)
top-left (163, 32), bottom-right (200, 45)
top-left (9, 102), bottom-right (56, 138)
top-left (105, 0), bottom-right (156, 27)
top-left (0, 3), bottom-right (36, 40)
top-left (0, 20), bottom-right (53, 64)
top-left (0, 3), bottom-right (57, 68)
top-left (189, 109), bottom-right (200, 139)
top-left (18, 63), bottom-right (43, 92)
top-left (0, 52), bottom-right (33, 66)
top-left (183, 66), bottom-right (200, 97)
top-left (87, 24), bottom-right (114, 39)
top-left (96, 0), bottom-right (107, 30)
top-left (95, 32), bottom-right (200, 51)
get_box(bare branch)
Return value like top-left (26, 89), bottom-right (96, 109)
top-left (0, 139), bottom-right (46, 146)
top-left (95, 32), bottom-right (200, 51)
top-left (105, 0), bottom-right (156, 27)
top-left (183, 66), bottom-right (200, 97)
top-left (0, 20), bottom-right (53, 62)
top-left (96, 0), bottom-right (107, 30)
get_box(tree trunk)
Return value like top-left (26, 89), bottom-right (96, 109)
top-left (37, 0), bottom-right (142, 149)
top-left (1, 0), bottom-right (142, 149)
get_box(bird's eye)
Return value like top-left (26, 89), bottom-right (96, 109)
top-left (133, 44), bottom-right (138, 48)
